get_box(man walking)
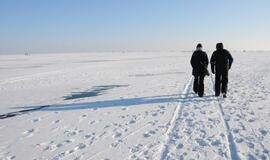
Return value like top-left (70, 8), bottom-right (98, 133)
top-left (191, 43), bottom-right (209, 97)
top-left (210, 43), bottom-right (233, 98)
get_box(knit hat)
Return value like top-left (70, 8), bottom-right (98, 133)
top-left (196, 43), bottom-right (202, 49)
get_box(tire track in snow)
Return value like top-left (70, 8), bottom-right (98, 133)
top-left (158, 76), bottom-right (193, 160)
top-left (210, 74), bottom-right (240, 160)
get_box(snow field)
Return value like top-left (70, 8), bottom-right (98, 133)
top-left (0, 51), bottom-right (269, 160)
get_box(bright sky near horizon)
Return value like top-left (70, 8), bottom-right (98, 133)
top-left (0, 0), bottom-right (269, 54)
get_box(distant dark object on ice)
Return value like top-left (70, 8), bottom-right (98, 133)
top-left (63, 85), bottom-right (128, 100)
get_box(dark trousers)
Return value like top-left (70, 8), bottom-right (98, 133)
top-left (215, 71), bottom-right (228, 95)
top-left (193, 75), bottom-right (205, 97)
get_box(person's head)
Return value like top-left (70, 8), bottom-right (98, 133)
top-left (216, 43), bottom-right (224, 50)
top-left (196, 43), bottom-right (202, 50)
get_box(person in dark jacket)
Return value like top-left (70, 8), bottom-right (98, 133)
top-left (191, 43), bottom-right (209, 97)
top-left (210, 43), bottom-right (233, 98)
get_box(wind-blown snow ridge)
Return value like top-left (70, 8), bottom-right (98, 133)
top-left (158, 77), bottom-right (193, 160)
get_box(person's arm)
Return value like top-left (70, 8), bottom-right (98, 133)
top-left (190, 52), bottom-right (195, 68)
top-left (202, 52), bottom-right (210, 76)
top-left (228, 51), bottom-right (233, 69)
top-left (210, 52), bottom-right (216, 74)
top-left (204, 52), bottom-right (209, 66)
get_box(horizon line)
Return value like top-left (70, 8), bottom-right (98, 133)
top-left (1, 49), bottom-right (270, 55)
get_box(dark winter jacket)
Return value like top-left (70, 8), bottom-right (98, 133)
top-left (210, 48), bottom-right (233, 73)
top-left (190, 50), bottom-right (209, 76)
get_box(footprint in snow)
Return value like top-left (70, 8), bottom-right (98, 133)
top-left (248, 117), bottom-right (256, 122)
top-left (160, 111), bottom-right (165, 115)
top-left (74, 143), bottom-right (87, 151)
top-left (128, 119), bottom-right (136, 124)
top-left (247, 142), bottom-right (255, 149)
top-left (144, 111), bottom-right (149, 116)
top-left (64, 129), bottom-right (83, 137)
top-left (143, 130), bottom-right (156, 138)
top-left (111, 139), bottom-right (123, 148)
top-left (64, 139), bottom-right (75, 144)
top-left (195, 138), bottom-right (208, 147)
top-left (259, 128), bottom-right (268, 136)
top-left (148, 120), bottom-right (158, 126)
top-left (159, 106), bottom-right (166, 110)
top-left (183, 112), bottom-right (189, 117)
top-left (54, 147), bottom-right (82, 159)
top-left (233, 128), bottom-right (240, 134)
top-left (99, 131), bottom-right (108, 138)
top-left (112, 132), bottom-right (122, 138)
top-left (235, 137), bottom-right (244, 143)
top-left (52, 119), bottom-right (60, 124)
top-left (119, 115), bottom-right (125, 119)
top-left (151, 112), bottom-right (158, 117)
top-left (6, 155), bottom-right (16, 160)
top-left (23, 128), bottom-right (36, 137)
top-left (176, 143), bottom-right (184, 149)
top-left (211, 139), bottom-right (221, 146)
top-left (200, 110), bottom-right (206, 114)
top-left (84, 132), bottom-right (96, 139)
top-left (129, 144), bottom-right (143, 153)
top-left (81, 114), bottom-right (88, 118)
top-left (89, 120), bottom-right (96, 125)
top-left (50, 126), bottom-right (60, 132)
top-left (79, 114), bottom-right (88, 122)
top-left (43, 144), bottom-right (56, 152)
top-left (32, 118), bottom-right (41, 123)
top-left (43, 139), bottom-right (75, 152)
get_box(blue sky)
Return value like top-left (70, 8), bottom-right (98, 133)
top-left (0, 0), bottom-right (269, 53)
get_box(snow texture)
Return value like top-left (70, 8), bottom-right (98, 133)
top-left (0, 51), bottom-right (269, 160)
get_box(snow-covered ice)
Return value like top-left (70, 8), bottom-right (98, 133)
top-left (0, 51), bottom-right (269, 160)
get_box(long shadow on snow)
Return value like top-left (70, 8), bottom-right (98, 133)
top-left (1, 94), bottom-right (216, 119)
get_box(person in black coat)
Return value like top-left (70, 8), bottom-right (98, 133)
top-left (210, 43), bottom-right (233, 98)
top-left (190, 43), bottom-right (209, 97)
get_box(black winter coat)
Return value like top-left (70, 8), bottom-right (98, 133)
top-left (190, 50), bottom-right (209, 76)
top-left (210, 49), bottom-right (233, 73)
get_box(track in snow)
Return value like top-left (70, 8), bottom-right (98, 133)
top-left (158, 77), bottom-right (193, 159)
top-left (210, 75), bottom-right (240, 160)
top-left (158, 75), bottom-right (241, 160)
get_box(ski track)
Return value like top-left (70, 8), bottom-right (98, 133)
top-left (158, 76), bottom-right (236, 160)
top-left (210, 75), bottom-right (240, 160)
top-left (157, 66), bottom-right (270, 160)
top-left (158, 76), bottom-right (193, 159)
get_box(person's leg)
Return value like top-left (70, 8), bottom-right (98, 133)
top-left (198, 75), bottom-right (205, 97)
top-left (221, 70), bottom-right (229, 94)
top-left (193, 76), bottom-right (198, 93)
top-left (215, 72), bottom-right (221, 96)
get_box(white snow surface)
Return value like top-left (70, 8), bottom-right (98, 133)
top-left (0, 51), bottom-right (269, 160)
